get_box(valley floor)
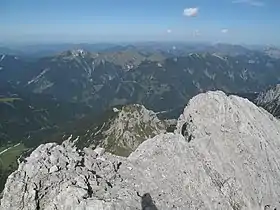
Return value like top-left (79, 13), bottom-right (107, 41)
top-left (0, 143), bottom-right (28, 191)
top-left (0, 143), bottom-right (21, 155)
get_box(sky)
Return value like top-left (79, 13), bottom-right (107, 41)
top-left (0, 0), bottom-right (280, 45)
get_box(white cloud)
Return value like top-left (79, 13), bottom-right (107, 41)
top-left (167, 29), bottom-right (172, 33)
top-left (221, 29), bottom-right (229, 33)
top-left (232, 0), bottom-right (264, 7)
top-left (183, 7), bottom-right (199, 17)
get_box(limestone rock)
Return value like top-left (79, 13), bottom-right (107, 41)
top-left (87, 104), bottom-right (167, 157)
top-left (93, 147), bottom-right (105, 157)
top-left (1, 91), bottom-right (280, 210)
top-left (49, 165), bottom-right (59, 173)
top-left (255, 84), bottom-right (280, 118)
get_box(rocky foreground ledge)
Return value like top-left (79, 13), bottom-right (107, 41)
top-left (1, 91), bottom-right (280, 210)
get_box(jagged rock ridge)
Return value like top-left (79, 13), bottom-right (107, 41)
top-left (1, 91), bottom-right (280, 209)
top-left (72, 104), bottom-right (167, 156)
top-left (100, 104), bottom-right (167, 156)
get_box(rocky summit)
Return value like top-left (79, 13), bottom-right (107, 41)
top-left (1, 91), bottom-right (280, 210)
top-left (72, 104), bottom-right (168, 156)
top-left (99, 104), bottom-right (167, 156)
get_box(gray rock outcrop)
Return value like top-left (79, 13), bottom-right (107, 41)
top-left (255, 84), bottom-right (280, 118)
top-left (77, 104), bottom-right (167, 157)
top-left (100, 104), bottom-right (167, 156)
top-left (1, 91), bottom-right (280, 210)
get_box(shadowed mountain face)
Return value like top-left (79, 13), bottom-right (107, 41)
top-left (0, 84), bottom-right (94, 147)
top-left (141, 193), bottom-right (158, 210)
top-left (1, 49), bottom-right (280, 111)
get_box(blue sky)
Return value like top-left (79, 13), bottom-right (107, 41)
top-left (1, 0), bottom-right (280, 45)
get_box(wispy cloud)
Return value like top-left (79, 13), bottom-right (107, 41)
top-left (167, 29), bottom-right (172, 33)
top-left (221, 29), bottom-right (229, 33)
top-left (183, 8), bottom-right (199, 17)
top-left (232, 0), bottom-right (264, 7)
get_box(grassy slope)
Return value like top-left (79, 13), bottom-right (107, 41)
top-left (0, 143), bottom-right (27, 169)
top-left (0, 98), bottom-right (21, 103)
top-left (0, 143), bottom-right (28, 191)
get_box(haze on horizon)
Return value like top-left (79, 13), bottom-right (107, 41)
top-left (1, 0), bottom-right (280, 46)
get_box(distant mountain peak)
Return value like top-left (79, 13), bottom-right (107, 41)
top-left (70, 49), bottom-right (87, 57)
top-left (264, 47), bottom-right (280, 59)
top-left (58, 49), bottom-right (91, 60)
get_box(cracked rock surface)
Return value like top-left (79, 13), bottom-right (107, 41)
top-left (1, 91), bottom-right (280, 210)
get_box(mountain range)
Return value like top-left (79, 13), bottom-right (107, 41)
top-left (0, 43), bottom-right (280, 193)
top-left (1, 47), bottom-right (280, 108)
